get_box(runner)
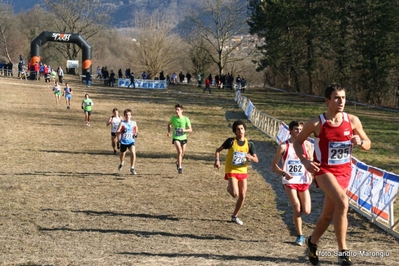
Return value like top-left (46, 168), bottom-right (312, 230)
top-left (116, 108), bottom-right (138, 174)
top-left (271, 120), bottom-right (312, 246)
top-left (63, 83), bottom-right (72, 109)
top-left (167, 104), bottom-right (192, 174)
top-left (214, 120), bottom-right (259, 225)
top-left (294, 83), bottom-right (371, 266)
top-left (53, 81), bottom-right (62, 105)
top-left (81, 94), bottom-right (94, 126)
top-left (106, 108), bottom-right (122, 154)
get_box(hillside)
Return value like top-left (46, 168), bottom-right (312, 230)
top-left (12, 0), bottom-right (204, 28)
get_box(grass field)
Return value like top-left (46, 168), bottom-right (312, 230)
top-left (0, 75), bottom-right (398, 265)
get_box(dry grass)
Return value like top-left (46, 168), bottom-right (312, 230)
top-left (0, 76), bottom-right (397, 265)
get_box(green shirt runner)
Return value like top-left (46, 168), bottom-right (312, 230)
top-left (170, 115), bottom-right (191, 140)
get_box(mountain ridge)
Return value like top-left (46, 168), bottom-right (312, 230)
top-left (12, 0), bottom-right (202, 28)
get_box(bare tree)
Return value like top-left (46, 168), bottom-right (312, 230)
top-left (0, 0), bottom-right (13, 62)
top-left (43, 0), bottom-right (112, 61)
top-left (188, 39), bottom-right (213, 77)
top-left (132, 10), bottom-right (181, 78)
top-left (188, 0), bottom-right (250, 76)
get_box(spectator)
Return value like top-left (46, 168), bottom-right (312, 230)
top-left (197, 72), bottom-right (202, 87)
top-left (86, 70), bottom-right (91, 87)
top-left (109, 70), bottom-right (116, 86)
top-left (103, 67), bottom-right (109, 82)
top-left (241, 77), bottom-right (247, 92)
top-left (96, 66), bottom-right (102, 79)
top-left (128, 72), bottom-right (135, 88)
top-left (203, 75), bottom-right (211, 94)
top-left (57, 66), bottom-right (64, 84)
top-left (160, 71), bottom-right (165, 80)
top-left (125, 68), bottom-right (131, 78)
top-left (179, 71), bottom-right (185, 83)
top-left (236, 75), bottom-right (242, 90)
top-left (171, 72), bottom-right (177, 85)
top-left (39, 63), bottom-right (44, 79)
top-left (186, 72), bottom-right (192, 84)
top-left (34, 62), bottom-right (40, 80)
top-left (18, 60), bottom-right (23, 78)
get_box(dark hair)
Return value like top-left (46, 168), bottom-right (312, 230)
top-left (112, 108), bottom-right (118, 112)
top-left (232, 120), bottom-right (246, 132)
top-left (124, 108), bottom-right (132, 115)
top-left (325, 83), bottom-right (345, 99)
top-left (288, 120), bottom-right (304, 130)
top-left (175, 103), bottom-right (183, 109)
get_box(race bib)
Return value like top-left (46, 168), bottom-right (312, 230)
top-left (123, 133), bottom-right (133, 140)
top-left (328, 140), bottom-right (351, 165)
top-left (232, 151), bottom-right (246, 166)
top-left (287, 159), bottom-right (305, 177)
top-left (112, 123), bottom-right (119, 131)
top-left (175, 128), bottom-right (183, 136)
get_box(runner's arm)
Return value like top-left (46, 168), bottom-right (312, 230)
top-left (294, 117), bottom-right (320, 173)
top-left (350, 114), bottom-right (371, 150)
top-left (271, 143), bottom-right (286, 176)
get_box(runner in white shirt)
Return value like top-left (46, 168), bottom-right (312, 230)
top-left (271, 120), bottom-right (313, 246)
top-left (106, 108), bottom-right (122, 154)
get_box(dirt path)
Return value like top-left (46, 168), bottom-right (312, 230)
top-left (0, 77), bottom-right (397, 265)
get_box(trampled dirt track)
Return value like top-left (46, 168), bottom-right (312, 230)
top-left (0, 76), bottom-right (397, 265)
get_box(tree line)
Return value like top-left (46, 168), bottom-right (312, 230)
top-left (248, 0), bottom-right (399, 107)
top-left (0, 0), bottom-right (262, 85)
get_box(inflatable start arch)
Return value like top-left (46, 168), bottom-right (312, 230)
top-left (29, 31), bottom-right (92, 78)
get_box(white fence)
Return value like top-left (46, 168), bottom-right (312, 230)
top-left (234, 89), bottom-right (399, 239)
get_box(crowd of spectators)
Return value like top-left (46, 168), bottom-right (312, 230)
top-left (1, 60), bottom-right (248, 91)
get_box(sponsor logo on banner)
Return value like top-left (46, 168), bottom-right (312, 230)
top-left (276, 122), bottom-right (290, 144)
top-left (244, 100), bottom-right (254, 121)
top-left (348, 158), bottom-right (363, 202)
top-left (117, 78), bottom-right (166, 89)
top-left (372, 172), bottom-right (398, 222)
top-left (52, 33), bottom-right (72, 41)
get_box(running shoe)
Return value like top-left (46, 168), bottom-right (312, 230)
top-left (295, 235), bottom-right (305, 246)
top-left (231, 216), bottom-right (244, 225)
top-left (338, 250), bottom-right (353, 266)
top-left (178, 167), bottom-right (183, 174)
top-left (130, 168), bottom-right (137, 175)
top-left (118, 162), bottom-right (124, 171)
top-left (305, 236), bottom-right (319, 265)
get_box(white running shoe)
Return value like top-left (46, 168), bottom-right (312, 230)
top-left (231, 216), bottom-right (243, 225)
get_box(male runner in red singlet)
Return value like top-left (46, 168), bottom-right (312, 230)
top-left (293, 83), bottom-right (371, 266)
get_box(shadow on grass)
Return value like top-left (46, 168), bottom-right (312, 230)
top-left (117, 251), bottom-right (306, 264)
top-left (39, 149), bottom-right (215, 162)
top-left (38, 226), bottom-right (234, 241)
top-left (14, 171), bottom-right (120, 177)
top-left (225, 110), bottom-right (247, 122)
top-left (73, 209), bottom-right (180, 221)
